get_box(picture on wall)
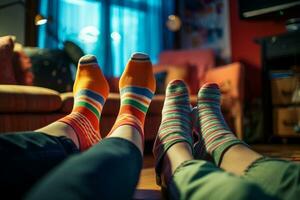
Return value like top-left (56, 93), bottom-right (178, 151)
top-left (180, 0), bottom-right (231, 62)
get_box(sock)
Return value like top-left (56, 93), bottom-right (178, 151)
top-left (197, 83), bottom-right (243, 165)
top-left (108, 53), bottom-right (155, 143)
top-left (59, 55), bottom-right (109, 151)
top-left (191, 106), bottom-right (209, 160)
top-left (153, 80), bottom-right (193, 185)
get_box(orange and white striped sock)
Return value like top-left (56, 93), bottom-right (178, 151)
top-left (59, 55), bottom-right (109, 151)
top-left (108, 53), bottom-right (156, 144)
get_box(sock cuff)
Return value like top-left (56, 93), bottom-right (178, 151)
top-left (212, 140), bottom-right (245, 166)
top-left (59, 115), bottom-right (101, 151)
top-left (108, 117), bottom-right (145, 146)
top-left (130, 52), bottom-right (150, 61)
top-left (153, 139), bottom-right (194, 186)
top-left (79, 54), bottom-right (98, 65)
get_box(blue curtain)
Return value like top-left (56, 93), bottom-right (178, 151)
top-left (38, 0), bottom-right (175, 77)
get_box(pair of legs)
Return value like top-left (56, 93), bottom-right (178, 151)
top-left (0, 53), bottom-right (156, 199)
top-left (153, 81), bottom-right (300, 199)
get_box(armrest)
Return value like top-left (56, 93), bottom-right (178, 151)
top-left (203, 62), bottom-right (244, 102)
top-left (0, 85), bottom-right (61, 112)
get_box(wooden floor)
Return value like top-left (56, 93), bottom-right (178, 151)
top-left (134, 144), bottom-right (300, 200)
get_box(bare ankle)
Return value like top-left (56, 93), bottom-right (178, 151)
top-left (220, 144), bottom-right (262, 175)
top-left (159, 142), bottom-right (194, 186)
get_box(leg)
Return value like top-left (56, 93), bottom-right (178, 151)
top-left (160, 140), bottom-right (273, 200)
top-left (0, 55), bottom-right (109, 198)
top-left (169, 159), bottom-right (275, 200)
top-left (220, 144), bottom-right (262, 175)
top-left (195, 83), bottom-right (300, 199)
top-left (25, 53), bottom-right (155, 199)
top-left (152, 81), bottom-right (274, 200)
top-left (153, 80), bottom-right (194, 186)
top-left (25, 137), bottom-right (142, 200)
top-left (107, 53), bottom-right (156, 154)
top-left (243, 157), bottom-right (300, 200)
top-left (0, 131), bottom-right (79, 199)
top-left (39, 55), bottom-right (109, 150)
top-left (194, 83), bottom-right (262, 175)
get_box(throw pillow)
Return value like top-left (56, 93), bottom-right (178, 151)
top-left (24, 47), bottom-right (74, 93)
top-left (0, 36), bottom-right (17, 84)
top-left (155, 71), bottom-right (167, 94)
top-left (165, 66), bottom-right (189, 89)
top-left (12, 43), bottom-right (34, 85)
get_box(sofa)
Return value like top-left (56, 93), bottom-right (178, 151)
top-left (0, 85), bottom-right (173, 140)
top-left (0, 36), bottom-right (244, 140)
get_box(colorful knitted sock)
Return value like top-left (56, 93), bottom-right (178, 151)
top-left (108, 53), bottom-right (155, 143)
top-left (59, 55), bottom-right (109, 151)
top-left (197, 83), bottom-right (243, 165)
top-left (191, 106), bottom-right (210, 160)
top-left (153, 80), bottom-right (193, 185)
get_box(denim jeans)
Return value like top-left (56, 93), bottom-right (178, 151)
top-left (0, 132), bottom-right (142, 200)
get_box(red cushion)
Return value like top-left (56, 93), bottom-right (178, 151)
top-left (0, 36), bottom-right (17, 84)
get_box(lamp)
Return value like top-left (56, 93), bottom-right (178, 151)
top-left (35, 14), bottom-right (48, 26)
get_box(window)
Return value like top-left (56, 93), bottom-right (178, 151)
top-left (38, 0), bottom-right (174, 76)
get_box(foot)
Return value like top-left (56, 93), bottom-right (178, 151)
top-left (153, 80), bottom-right (193, 186)
top-left (191, 106), bottom-right (213, 161)
top-left (59, 55), bottom-right (109, 151)
top-left (108, 53), bottom-right (156, 145)
top-left (197, 83), bottom-right (243, 165)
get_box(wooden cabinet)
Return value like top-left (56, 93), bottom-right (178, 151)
top-left (273, 107), bottom-right (300, 137)
top-left (271, 77), bottom-right (297, 105)
top-left (257, 31), bottom-right (300, 141)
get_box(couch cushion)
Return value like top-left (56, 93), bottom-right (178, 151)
top-left (0, 113), bottom-right (65, 132)
top-left (153, 64), bottom-right (199, 95)
top-left (0, 85), bottom-right (62, 112)
top-left (60, 92), bottom-right (74, 113)
top-left (158, 49), bottom-right (215, 88)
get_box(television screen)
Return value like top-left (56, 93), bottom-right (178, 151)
top-left (239, 0), bottom-right (300, 19)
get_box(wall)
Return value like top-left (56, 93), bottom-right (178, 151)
top-left (229, 0), bottom-right (286, 98)
top-left (0, 0), bottom-right (25, 44)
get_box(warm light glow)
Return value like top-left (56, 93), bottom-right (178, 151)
top-left (168, 15), bottom-right (176, 20)
top-left (166, 14), bottom-right (182, 32)
top-left (35, 14), bottom-right (48, 26)
top-left (79, 26), bottom-right (100, 43)
top-left (111, 31), bottom-right (121, 43)
top-left (36, 19), bottom-right (47, 26)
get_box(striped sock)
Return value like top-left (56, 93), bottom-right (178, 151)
top-left (108, 53), bottom-right (155, 143)
top-left (191, 106), bottom-right (210, 160)
top-left (197, 83), bottom-right (243, 165)
top-left (153, 80), bottom-right (193, 184)
top-left (59, 55), bottom-right (109, 151)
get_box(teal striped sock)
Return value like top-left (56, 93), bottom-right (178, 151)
top-left (192, 106), bottom-right (211, 160)
top-left (153, 80), bottom-right (193, 184)
top-left (197, 83), bottom-right (243, 165)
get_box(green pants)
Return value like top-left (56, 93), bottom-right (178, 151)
top-left (169, 157), bottom-right (300, 200)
